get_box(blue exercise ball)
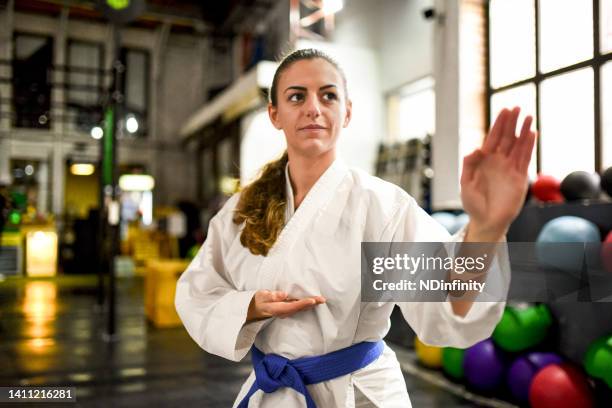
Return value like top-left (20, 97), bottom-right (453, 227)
top-left (454, 213), bottom-right (470, 233)
top-left (432, 212), bottom-right (457, 233)
top-left (536, 216), bottom-right (601, 273)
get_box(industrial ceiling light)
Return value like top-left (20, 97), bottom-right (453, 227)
top-left (70, 163), bottom-right (95, 176)
top-left (91, 126), bottom-right (103, 140)
top-left (119, 174), bottom-right (154, 191)
top-left (126, 115), bottom-right (139, 133)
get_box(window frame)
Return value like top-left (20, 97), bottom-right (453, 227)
top-left (485, 0), bottom-right (612, 173)
top-left (119, 46), bottom-right (150, 138)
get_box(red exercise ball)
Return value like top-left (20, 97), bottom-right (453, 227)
top-left (532, 174), bottom-right (564, 203)
top-left (603, 231), bottom-right (612, 274)
top-left (529, 363), bottom-right (594, 408)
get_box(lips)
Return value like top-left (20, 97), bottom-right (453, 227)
top-left (300, 124), bottom-right (327, 130)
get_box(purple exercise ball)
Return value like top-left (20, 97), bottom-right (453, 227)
top-left (507, 352), bottom-right (563, 403)
top-left (463, 339), bottom-right (506, 391)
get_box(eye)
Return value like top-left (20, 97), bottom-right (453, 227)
top-left (288, 93), bottom-right (304, 102)
top-left (322, 92), bottom-right (338, 101)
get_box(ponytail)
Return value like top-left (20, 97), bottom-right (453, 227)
top-left (233, 151), bottom-right (289, 256)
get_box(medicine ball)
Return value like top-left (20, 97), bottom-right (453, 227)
top-left (532, 174), bottom-right (563, 203)
top-left (560, 171), bottom-right (600, 201)
top-left (463, 339), bottom-right (506, 391)
top-left (601, 166), bottom-right (612, 198)
top-left (529, 363), bottom-right (594, 408)
top-left (507, 352), bottom-right (563, 403)
top-left (492, 304), bottom-right (553, 352)
top-left (584, 335), bottom-right (612, 388)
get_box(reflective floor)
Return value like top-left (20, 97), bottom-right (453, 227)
top-left (0, 274), bottom-right (488, 407)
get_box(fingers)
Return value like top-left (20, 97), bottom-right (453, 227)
top-left (510, 115), bottom-right (536, 173)
top-left (517, 130), bottom-right (537, 174)
top-left (461, 149), bottom-right (484, 184)
top-left (263, 295), bottom-right (326, 319)
top-left (497, 107), bottom-right (521, 155)
top-left (482, 108), bottom-right (509, 153)
top-left (257, 290), bottom-right (288, 303)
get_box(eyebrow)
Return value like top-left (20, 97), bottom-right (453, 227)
top-left (284, 84), bottom-right (338, 93)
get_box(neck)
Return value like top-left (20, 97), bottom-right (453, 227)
top-left (287, 149), bottom-right (335, 209)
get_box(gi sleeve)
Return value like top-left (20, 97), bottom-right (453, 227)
top-left (174, 195), bottom-right (271, 362)
top-left (386, 194), bottom-right (510, 349)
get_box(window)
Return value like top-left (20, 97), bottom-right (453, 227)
top-left (66, 40), bottom-right (105, 134)
top-left (387, 77), bottom-right (435, 142)
top-left (12, 33), bottom-right (53, 129)
top-left (487, 0), bottom-right (612, 178)
top-left (120, 48), bottom-right (150, 138)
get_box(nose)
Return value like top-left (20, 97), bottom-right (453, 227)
top-left (303, 94), bottom-right (321, 119)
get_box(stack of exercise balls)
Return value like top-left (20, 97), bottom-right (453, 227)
top-left (415, 173), bottom-right (612, 406)
top-left (530, 167), bottom-right (612, 203)
top-left (412, 303), bottom-right (606, 407)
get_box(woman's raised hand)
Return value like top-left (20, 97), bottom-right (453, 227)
top-left (460, 107), bottom-right (537, 241)
top-left (246, 290), bottom-right (326, 323)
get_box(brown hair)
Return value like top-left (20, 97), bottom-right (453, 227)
top-left (232, 48), bottom-right (347, 256)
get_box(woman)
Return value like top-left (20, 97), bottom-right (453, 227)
top-left (175, 48), bottom-right (536, 407)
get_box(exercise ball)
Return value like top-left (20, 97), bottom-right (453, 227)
top-left (536, 216), bottom-right (601, 273)
top-left (560, 171), bottom-right (601, 201)
top-left (492, 304), bottom-right (553, 352)
top-left (584, 335), bottom-right (612, 388)
top-left (454, 213), bottom-right (470, 233)
top-left (603, 232), bottom-right (612, 274)
top-left (414, 337), bottom-right (442, 368)
top-left (507, 352), bottom-right (563, 403)
top-left (601, 167), bottom-right (612, 198)
top-left (431, 212), bottom-right (457, 234)
top-left (442, 347), bottom-right (465, 380)
top-left (529, 363), bottom-right (594, 408)
top-left (532, 174), bottom-right (563, 203)
top-left (463, 339), bottom-right (506, 391)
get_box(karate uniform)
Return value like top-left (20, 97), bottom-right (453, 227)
top-left (175, 158), bottom-right (510, 407)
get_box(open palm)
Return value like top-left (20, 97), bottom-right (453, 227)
top-left (460, 107), bottom-right (537, 235)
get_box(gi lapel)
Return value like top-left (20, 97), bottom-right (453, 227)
top-left (272, 157), bottom-right (348, 256)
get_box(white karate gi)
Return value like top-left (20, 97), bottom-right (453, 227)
top-left (175, 158), bottom-right (510, 407)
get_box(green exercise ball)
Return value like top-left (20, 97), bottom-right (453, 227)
top-left (584, 335), bottom-right (612, 388)
top-left (442, 347), bottom-right (465, 379)
top-left (492, 304), bottom-right (552, 352)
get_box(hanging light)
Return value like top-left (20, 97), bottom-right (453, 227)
top-left (70, 163), bottom-right (95, 176)
top-left (126, 115), bottom-right (139, 133)
top-left (90, 126), bottom-right (103, 140)
top-left (119, 174), bottom-right (154, 191)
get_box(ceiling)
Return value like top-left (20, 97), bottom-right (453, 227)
top-left (11, 0), bottom-right (278, 35)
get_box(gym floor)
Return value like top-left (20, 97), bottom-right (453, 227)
top-left (0, 275), bottom-right (504, 407)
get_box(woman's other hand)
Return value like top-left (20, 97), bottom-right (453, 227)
top-left (246, 290), bottom-right (326, 322)
top-left (461, 107), bottom-right (537, 241)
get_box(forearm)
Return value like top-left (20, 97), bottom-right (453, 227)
top-left (448, 222), bottom-right (506, 317)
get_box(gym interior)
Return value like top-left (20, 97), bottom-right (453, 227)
top-left (0, 0), bottom-right (611, 407)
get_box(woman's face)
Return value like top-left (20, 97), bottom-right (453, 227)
top-left (268, 58), bottom-right (352, 160)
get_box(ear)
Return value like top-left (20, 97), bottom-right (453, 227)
top-left (268, 103), bottom-right (282, 130)
top-left (343, 99), bottom-right (353, 128)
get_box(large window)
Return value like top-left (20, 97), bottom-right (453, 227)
top-left (12, 33), bottom-right (53, 129)
top-left (387, 77), bottom-right (435, 142)
top-left (120, 48), bottom-right (150, 138)
top-left (66, 40), bottom-right (105, 134)
top-left (488, 0), bottom-right (612, 179)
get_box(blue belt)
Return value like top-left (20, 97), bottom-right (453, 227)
top-left (237, 340), bottom-right (384, 408)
